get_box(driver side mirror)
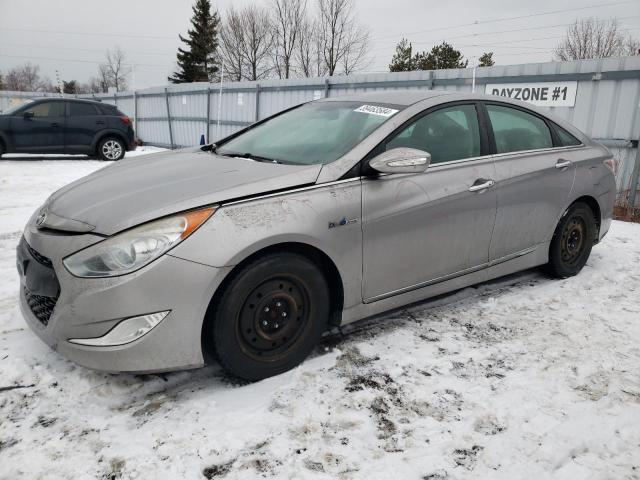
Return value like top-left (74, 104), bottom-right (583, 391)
top-left (23, 111), bottom-right (34, 120)
top-left (369, 148), bottom-right (431, 174)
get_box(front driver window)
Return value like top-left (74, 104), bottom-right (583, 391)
top-left (23, 102), bottom-right (65, 118)
top-left (386, 104), bottom-right (481, 164)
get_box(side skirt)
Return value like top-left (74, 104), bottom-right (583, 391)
top-left (339, 242), bottom-right (550, 326)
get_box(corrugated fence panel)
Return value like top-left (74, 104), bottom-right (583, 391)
top-left (2, 57), bottom-right (639, 207)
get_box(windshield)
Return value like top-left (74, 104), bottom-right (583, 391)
top-left (217, 101), bottom-right (402, 165)
top-left (2, 100), bottom-right (34, 115)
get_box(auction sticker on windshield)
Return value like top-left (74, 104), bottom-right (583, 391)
top-left (354, 105), bottom-right (399, 117)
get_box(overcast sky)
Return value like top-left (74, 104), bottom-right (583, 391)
top-left (0, 0), bottom-right (638, 89)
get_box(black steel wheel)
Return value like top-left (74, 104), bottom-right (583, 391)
top-left (546, 202), bottom-right (596, 278)
top-left (209, 252), bottom-right (330, 381)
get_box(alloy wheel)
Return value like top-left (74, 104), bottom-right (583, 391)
top-left (101, 140), bottom-right (123, 160)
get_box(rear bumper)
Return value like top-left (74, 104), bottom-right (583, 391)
top-left (17, 223), bottom-right (231, 373)
top-left (126, 126), bottom-right (136, 150)
top-left (596, 177), bottom-right (616, 242)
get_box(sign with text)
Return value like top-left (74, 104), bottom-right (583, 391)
top-left (485, 81), bottom-right (578, 107)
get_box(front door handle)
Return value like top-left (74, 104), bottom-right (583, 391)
top-left (555, 159), bottom-right (572, 169)
top-left (96, 120), bottom-right (105, 125)
top-left (468, 179), bottom-right (495, 192)
top-left (50, 122), bottom-right (59, 127)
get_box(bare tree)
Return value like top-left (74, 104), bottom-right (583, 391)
top-left (271, 0), bottom-right (307, 79)
top-left (316, 0), bottom-right (370, 76)
top-left (102, 47), bottom-right (131, 92)
top-left (555, 18), bottom-right (639, 60)
top-left (341, 24), bottom-right (370, 75)
top-left (3, 63), bottom-right (54, 91)
top-left (95, 64), bottom-right (112, 93)
top-left (624, 36), bottom-right (640, 56)
top-left (220, 7), bottom-right (246, 81)
top-left (86, 75), bottom-right (106, 94)
top-left (295, 17), bottom-right (328, 77)
top-left (296, 17), bottom-right (316, 77)
top-left (220, 6), bottom-right (273, 81)
top-left (240, 6), bottom-right (274, 81)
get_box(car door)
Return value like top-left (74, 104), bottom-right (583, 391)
top-left (10, 101), bottom-right (66, 153)
top-left (65, 101), bottom-right (103, 154)
top-left (361, 102), bottom-right (497, 302)
top-left (483, 102), bottom-right (576, 262)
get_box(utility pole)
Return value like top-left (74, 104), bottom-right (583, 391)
top-left (216, 47), bottom-right (224, 141)
top-left (55, 69), bottom-right (63, 96)
top-left (471, 55), bottom-right (477, 93)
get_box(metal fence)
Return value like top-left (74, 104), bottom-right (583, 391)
top-left (2, 56), bottom-right (640, 208)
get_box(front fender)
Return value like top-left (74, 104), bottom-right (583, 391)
top-left (169, 180), bottom-right (363, 310)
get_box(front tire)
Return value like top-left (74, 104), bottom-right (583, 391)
top-left (545, 202), bottom-right (596, 278)
top-left (209, 253), bottom-right (330, 381)
top-left (97, 137), bottom-right (126, 161)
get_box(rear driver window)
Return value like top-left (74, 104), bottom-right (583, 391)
top-left (487, 104), bottom-right (552, 154)
top-left (69, 102), bottom-right (99, 116)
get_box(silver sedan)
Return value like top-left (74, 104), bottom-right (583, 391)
top-left (17, 91), bottom-right (615, 380)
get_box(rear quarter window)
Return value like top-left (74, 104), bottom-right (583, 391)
top-left (554, 124), bottom-right (582, 146)
top-left (99, 104), bottom-right (124, 116)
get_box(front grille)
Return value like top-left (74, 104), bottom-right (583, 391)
top-left (24, 287), bottom-right (58, 326)
top-left (18, 239), bottom-right (60, 326)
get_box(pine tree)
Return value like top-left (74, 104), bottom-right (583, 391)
top-left (389, 40), bottom-right (468, 72)
top-left (63, 80), bottom-right (78, 94)
top-left (422, 42), bottom-right (468, 70)
top-left (389, 39), bottom-right (414, 72)
top-left (478, 52), bottom-right (495, 67)
top-left (169, 0), bottom-right (220, 83)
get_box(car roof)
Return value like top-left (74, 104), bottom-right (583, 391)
top-left (317, 89), bottom-right (565, 110)
top-left (31, 97), bottom-right (107, 106)
top-left (319, 89), bottom-right (454, 106)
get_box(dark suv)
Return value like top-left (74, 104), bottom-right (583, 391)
top-left (0, 98), bottom-right (135, 161)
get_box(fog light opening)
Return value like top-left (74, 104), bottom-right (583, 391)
top-left (68, 311), bottom-right (170, 347)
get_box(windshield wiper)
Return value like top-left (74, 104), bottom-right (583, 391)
top-left (219, 151), bottom-right (282, 164)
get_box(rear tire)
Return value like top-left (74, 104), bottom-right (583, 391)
top-left (0, 141), bottom-right (5, 158)
top-left (97, 137), bottom-right (126, 161)
top-left (545, 202), bottom-right (596, 278)
top-left (209, 253), bottom-right (330, 381)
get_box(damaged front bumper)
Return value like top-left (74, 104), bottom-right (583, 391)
top-left (17, 218), bottom-right (231, 374)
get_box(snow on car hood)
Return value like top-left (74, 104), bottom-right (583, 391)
top-left (43, 148), bottom-right (322, 235)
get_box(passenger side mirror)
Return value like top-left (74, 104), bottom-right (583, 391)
top-left (23, 111), bottom-right (34, 120)
top-left (369, 148), bottom-right (431, 174)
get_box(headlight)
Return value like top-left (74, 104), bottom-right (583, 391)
top-left (63, 207), bottom-right (216, 277)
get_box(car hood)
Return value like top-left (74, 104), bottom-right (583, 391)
top-left (43, 148), bottom-right (322, 235)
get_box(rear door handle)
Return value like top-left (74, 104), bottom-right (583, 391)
top-left (468, 179), bottom-right (495, 192)
top-left (50, 122), bottom-right (59, 127)
top-left (555, 159), bottom-right (572, 169)
top-left (96, 120), bottom-right (106, 125)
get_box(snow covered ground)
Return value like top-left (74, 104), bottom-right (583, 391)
top-left (1, 156), bottom-right (639, 480)
top-left (1, 145), bottom-right (166, 161)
